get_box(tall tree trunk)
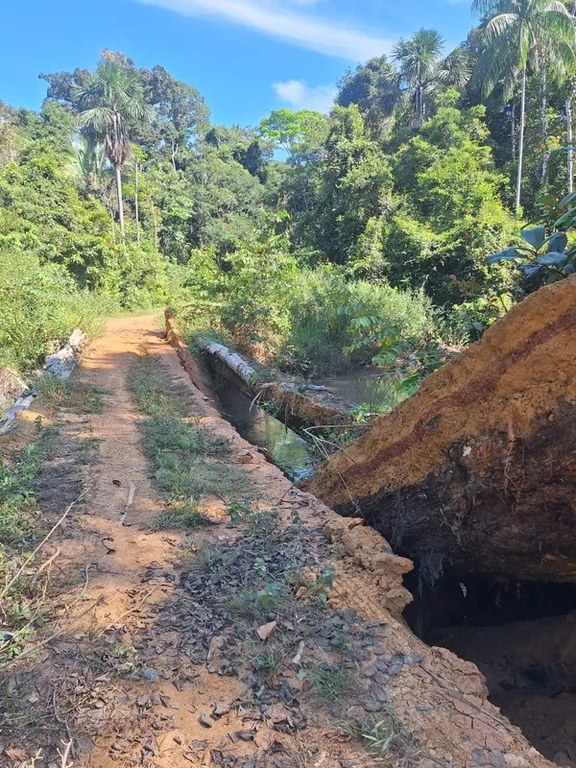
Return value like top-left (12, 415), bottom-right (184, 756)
top-left (541, 66), bottom-right (549, 186)
top-left (567, 90), bottom-right (574, 194)
top-left (516, 66), bottom-right (527, 215)
top-left (171, 138), bottom-right (177, 172)
top-left (511, 99), bottom-right (517, 162)
top-left (115, 164), bottom-right (125, 240)
top-left (134, 161), bottom-right (141, 247)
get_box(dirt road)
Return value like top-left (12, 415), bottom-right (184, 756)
top-left (0, 315), bottom-right (552, 768)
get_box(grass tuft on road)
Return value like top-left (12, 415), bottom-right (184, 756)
top-left (128, 356), bottom-right (249, 529)
top-left (38, 377), bottom-right (108, 414)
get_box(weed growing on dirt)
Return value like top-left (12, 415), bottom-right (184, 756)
top-left (38, 377), bottom-right (108, 414)
top-left (128, 355), bottom-right (201, 417)
top-left (129, 355), bottom-right (251, 522)
top-left (141, 416), bottom-right (246, 504)
top-left (0, 429), bottom-right (54, 547)
top-left (343, 710), bottom-right (417, 766)
top-left (151, 504), bottom-right (214, 530)
top-left (129, 356), bottom-right (252, 528)
top-left (307, 665), bottom-right (354, 708)
top-left (0, 426), bottom-right (58, 664)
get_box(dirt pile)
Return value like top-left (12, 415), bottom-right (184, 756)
top-left (310, 277), bottom-right (576, 582)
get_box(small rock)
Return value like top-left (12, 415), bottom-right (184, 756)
top-left (361, 696), bottom-right (383, 713)
top-left (472, 748), bottom-right (490, 766)
top-left (212, 703), bottom-right (231, 718)
top-left (143, 668), bottom-right (159, 683)
top-left (363, 665), bottom-right (378, 678)
top-left (198, 713), bottom-right (213, 728)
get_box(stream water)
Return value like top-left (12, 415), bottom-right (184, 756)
top-left (214, 379), bottom-right (315, 482)
top-left (213, 368), bottom-right (403, 483)
top-left (323, 366), bottom-right (406, 413)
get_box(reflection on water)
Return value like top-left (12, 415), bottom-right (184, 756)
top-left (215, 380), bottom-right (314, 483)
top-left (323, 367), bottom-right (406, 411)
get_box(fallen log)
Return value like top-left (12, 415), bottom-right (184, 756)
top-left (164, 310), bottom-right (353, 433)
top-left (309, 277), bottom-right (576, 583)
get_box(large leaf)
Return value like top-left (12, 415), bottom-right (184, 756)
top-left (521, 226), bottom-right (546, 249)
top-left (486, 247), bottom-right (520, 264)
top-left (557, 191), bottom-right (576, 208)
top-left (546, 232), bottom-right (568, 253)
top-left (519, 264), bottom-right (544, 278)
top-left (536, 252), bottom-right (568, 267)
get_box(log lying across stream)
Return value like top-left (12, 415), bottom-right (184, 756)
top-left (310, 278), bottom-right (576, 583)
top-left (165, 310), bottom-right (353, 433)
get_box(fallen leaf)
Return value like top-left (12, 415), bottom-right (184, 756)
top-left (256, 621), bottom-right (278, 641)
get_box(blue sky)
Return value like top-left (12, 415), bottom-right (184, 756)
top-left (0, 0), bottom-right (475, 126)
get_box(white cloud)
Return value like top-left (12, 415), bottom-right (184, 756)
top-left (135, 0), bottom-right (392, 61)
top-left (273, 79), bottom-right (336, 112)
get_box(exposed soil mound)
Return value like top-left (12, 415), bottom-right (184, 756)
top-left (310, 278), bottom-right (576, 582)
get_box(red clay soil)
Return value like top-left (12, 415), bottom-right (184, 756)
top-left (310, 277), bottom-right (576, 582)
top-left (0, 315), bottom-right (554, 768)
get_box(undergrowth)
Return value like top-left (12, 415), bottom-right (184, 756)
top-left (38, 377), bottom-right (108, 414)
top-left (0, 425), bottom-right (56, 663)
top-left (0, 425), bottom-right (58, 549)
top-left (127, 355), bottom-right (198, 417)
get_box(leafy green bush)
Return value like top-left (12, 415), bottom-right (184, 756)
top-left (285, 267), bottom-right (437, 375)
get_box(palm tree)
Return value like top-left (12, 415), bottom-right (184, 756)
top-left (75, 58), bottom-right (151, 239)
top-left (393, 30), bottom-right (471, 125)
top-left (473, 0), bottom-right (575, 214)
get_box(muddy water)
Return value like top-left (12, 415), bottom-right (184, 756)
top-left (214, 379), bottom-right (315, 482)
top-left (211, 368), bottom-right (405, 483)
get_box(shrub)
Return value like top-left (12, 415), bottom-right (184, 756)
top-left (0, 248), bottom-right (117, 372)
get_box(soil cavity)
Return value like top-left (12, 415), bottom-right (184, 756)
top-left (405, 566), bottom-right (576, 766)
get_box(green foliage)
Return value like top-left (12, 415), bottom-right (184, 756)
top-left (383, 105), bottom-right (516, 306)
top-left (0, 249), bottom-right (114, 371)
top-left (487, 190), bottom-right (576, 285)
top-left (285, 268), bottom-right (437, 375)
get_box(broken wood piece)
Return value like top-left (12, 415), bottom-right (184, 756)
top-left (120, 483), bottom-right (136, 526)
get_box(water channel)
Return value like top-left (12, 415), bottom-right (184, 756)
top-left (211, 367), bottom-right (405, 483)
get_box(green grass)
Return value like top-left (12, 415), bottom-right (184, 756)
top-left (151, 504), bottom-right (214, 531)
top-left (128, 359), bottom-right (250, 529)
top-left (308, 665), bottom-right (354, 708)
top-left (38, 377), bottom-right (108, 414)
top-left (140, 416), bottom-right (245, 503)
top-left (127, 355), bottom-right (200, 417)
top-left (0, 429), bottom-right (55, 549)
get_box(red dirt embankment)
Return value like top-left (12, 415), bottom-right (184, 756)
top-left (310, 277), bottom-right (576, 582)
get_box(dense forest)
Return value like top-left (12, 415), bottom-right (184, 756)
top-left (3, 0), bottom-right (576, 383)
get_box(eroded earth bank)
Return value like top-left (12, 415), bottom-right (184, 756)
top-left (310, 277), bottom-right (576, 765)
